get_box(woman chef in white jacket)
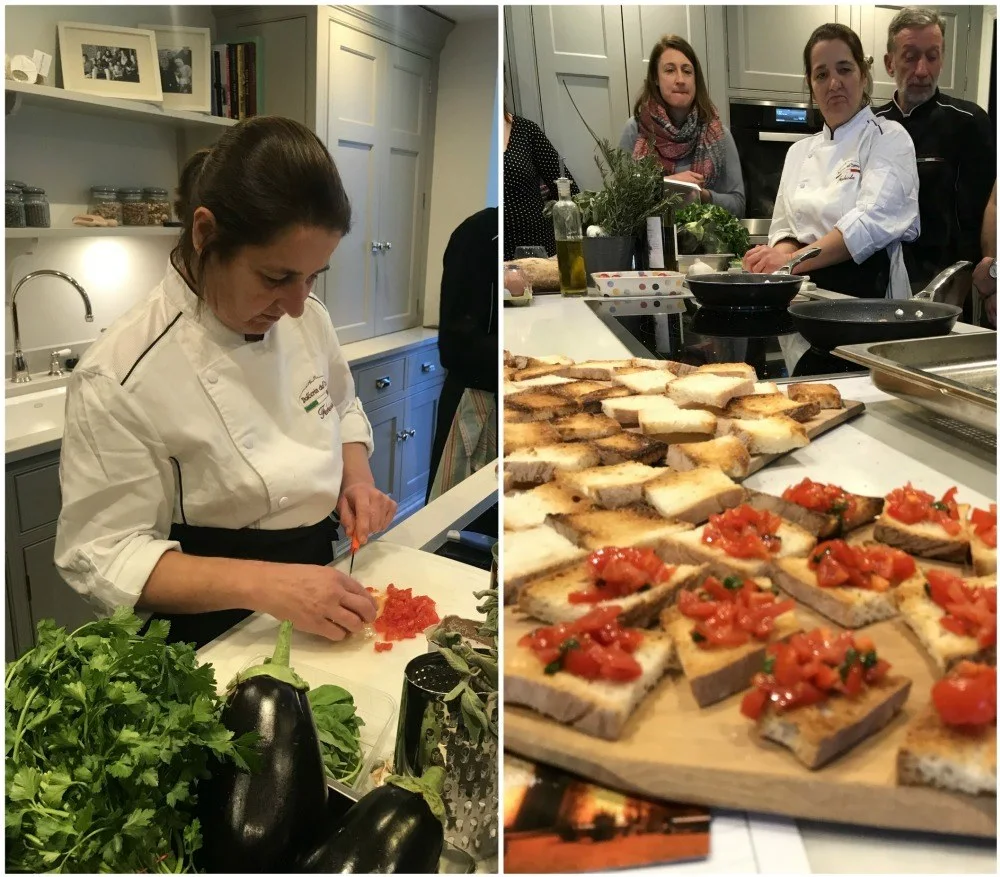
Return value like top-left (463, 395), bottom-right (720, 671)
top-left (55, 117), bottom-right (396, 648)
top-left (743, 23), bottom-right (920, 299)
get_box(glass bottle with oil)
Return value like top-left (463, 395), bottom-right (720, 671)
top-left (552, 177), bottom-right (587, 296)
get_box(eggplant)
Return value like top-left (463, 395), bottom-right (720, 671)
top-left (196, 620), bottom-right (328, 873)
top-left (297, 767), bottom-right (446, 873)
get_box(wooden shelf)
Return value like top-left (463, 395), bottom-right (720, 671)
top-left (5, 81), bottom-right (237, 132)
top-left (6, 227), bottom-right (180, 239)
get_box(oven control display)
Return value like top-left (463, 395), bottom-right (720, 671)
top-left (774, 107), bottom-right (808, 124)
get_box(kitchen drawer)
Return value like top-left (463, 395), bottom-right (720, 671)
top-left (355, 357), bottom-right (406, 406)
top-left (405, 347), bottom-right (443, 388)
top-left (14, 463), bottom-right (62, 533)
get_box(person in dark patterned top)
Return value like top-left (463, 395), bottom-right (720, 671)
top-left (503, 111), bottom-right (579, 260)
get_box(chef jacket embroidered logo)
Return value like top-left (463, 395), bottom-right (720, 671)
top-left (300, 375), bottom-right (334, 420)
top-left (834, 159), bottom-right (862, 183)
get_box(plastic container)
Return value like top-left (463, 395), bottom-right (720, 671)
top-left (592, 269), bottom-right (686, 297)
top-left (6, 185), bottom-right (25, 228)
top-left (118, 187), bottom-right (148, 226)
top-left (144, 187), bottom-right (170, 225)
top-left (22, 186), bottom-right (50, 228)
top-left (90, 186), bottom-right (123, 224)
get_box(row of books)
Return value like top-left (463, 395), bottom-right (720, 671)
top-left (210, 39), bottom-right (262, 120)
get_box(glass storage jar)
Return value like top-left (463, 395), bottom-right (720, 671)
top-left (90, 186), bottom-right (123, 225)
top-left (143, 187), bottom-right (171, 225)
top-left (118, 187), bottom-right (148, 226)
top-left (22, 186), bottom-right (51, 228)
top-left (6, 185), bottom-right (25, 228)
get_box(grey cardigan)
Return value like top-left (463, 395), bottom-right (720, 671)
top-left (620, 117), bottom-right (746, 218)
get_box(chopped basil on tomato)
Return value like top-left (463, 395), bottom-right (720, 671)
top-left (931, 501), bottom-right (949, 512)
top-left (723, 576), bottom-right (743, 590)
top-left (762, 655), bottom-right (776, 675)
top-left (861, 650), bottom-right (878, 670)
top-left (691, 630), bottom-right (706, 643)
top-left (544, 657), bottom-right (562, 675)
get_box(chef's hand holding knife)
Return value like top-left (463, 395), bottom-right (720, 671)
top-left (261, 443), bottom-right (397, 642)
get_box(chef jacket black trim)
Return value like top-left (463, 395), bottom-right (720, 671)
top-left (170, 456), bottom-right (188, 525)
top-left (120, 312), bottom-right (183, 387)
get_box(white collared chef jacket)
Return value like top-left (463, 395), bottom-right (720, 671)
top-left (55, 261), bottom-right (374, 612)
top-left (768, 106), bottom-right (920, 299)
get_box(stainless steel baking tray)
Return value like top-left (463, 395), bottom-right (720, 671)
top-left (835, 332), bottom-right (997, 434)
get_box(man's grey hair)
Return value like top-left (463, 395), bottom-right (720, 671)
top-left (886, 7), bottom-right (947, 54)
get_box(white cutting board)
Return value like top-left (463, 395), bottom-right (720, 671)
top-left (197, 541), bottom-right (490, 716)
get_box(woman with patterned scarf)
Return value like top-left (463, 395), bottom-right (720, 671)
top-left (619, 35), bottom-right (745, 218)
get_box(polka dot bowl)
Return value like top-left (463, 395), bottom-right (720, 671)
top-left (591, 270), bottom-right (686, 297)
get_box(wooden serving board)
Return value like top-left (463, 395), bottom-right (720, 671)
top-left (504, 600), bottom-right (997, 839)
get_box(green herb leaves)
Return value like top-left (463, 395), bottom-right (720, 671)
top-left (306, 685), bottom-right (366, 785)
top-left (676, 203), bottom-right (751, 257)
top-left (5, 607), bottom-right (254, 874)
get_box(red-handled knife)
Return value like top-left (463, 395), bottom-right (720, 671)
top-left (349, 534), bottom-right (360, 576)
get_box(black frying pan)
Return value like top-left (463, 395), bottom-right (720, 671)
top-left (685, 273), bottom-right (806, 311)
top-left (787, 299), bottom-right (962, 350)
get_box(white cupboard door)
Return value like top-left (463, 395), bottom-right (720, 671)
top-left (855, 4), bottom-right (972, 103)
top-left (726, 5), bottom-right (853, 94)
top-left (399, 383), bottom-right (441, 505)
top-left (324, 23), bottom-right (381, 343)
top-left (531, 5), bottom-right (631, 192)
top-left (375, 46), bottom-right (432, 336)
top-left (366, 399), bottom-right (406, 502)
top-left (622, 6), bottom-right (709, 112)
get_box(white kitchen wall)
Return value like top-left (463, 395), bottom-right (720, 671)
top-left (420, 15), bottom-right (499, 329)
top-left (975, 5), bottom-right (996, 111)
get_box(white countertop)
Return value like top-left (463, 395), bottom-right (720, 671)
top-left (504, 295), bottom-right (998, 873)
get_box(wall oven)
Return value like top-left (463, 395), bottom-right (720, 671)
top-left (729, 99), bottom-right (824, 229)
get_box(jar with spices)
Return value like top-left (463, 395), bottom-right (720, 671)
top-left (6, 185), bottom-right (26, 228)
top-left (143, 187), bottom-right (171, 225)
top-left (90, 186), bottom-right (123, 225)
top-left (118, 187), bottom-right (149, 227)
top-left (22, 187), bottom-right (51, 228)
top-left (6, 180), bottom-right (26, 193)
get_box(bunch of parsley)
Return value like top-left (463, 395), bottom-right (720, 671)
top-left (5, 608), bottom-right (256, 873)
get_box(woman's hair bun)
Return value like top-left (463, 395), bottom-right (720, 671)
top-left (175, 147), bottom-right (212, 219)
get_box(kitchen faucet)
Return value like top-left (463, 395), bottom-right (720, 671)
top-left (10, 269), bottom-right (94, 383)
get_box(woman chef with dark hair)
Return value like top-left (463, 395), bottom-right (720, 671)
top-left (55, 116), bottom-right (396, 648)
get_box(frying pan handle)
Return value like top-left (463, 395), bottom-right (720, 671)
top-left (913, 260), bottom-right (974, 303)
top-left (775, 247), bottom-right (821, 275)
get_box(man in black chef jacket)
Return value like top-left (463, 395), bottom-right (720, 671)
top-left (875, 7), bottom-right (996, 310)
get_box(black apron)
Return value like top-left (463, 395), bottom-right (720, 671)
top-left (142, 515), bottom-right (339, 649)
top-left (808, 248), bottom-right (891, 299)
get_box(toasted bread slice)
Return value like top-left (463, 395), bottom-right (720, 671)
top-left (507, 353), bottom-right (573, 370)
top-left (638, 398), bottom-right (717, 440)
top-left (503, 482), bottom-right (593, 532)
top-left (897, 695), bottom-right (997, 796)
top-left (504, 619), bottom-right (677, 740)
top-left (745, 488), bottom-right (885, 538)
top-left (666, 436), bottom-right (751, 480)
top-left (504, 421), bottom-right (561, 454)
top-left (549, 381), bottom-right (633, 411)
top-left (668, 373), bottom-right (755, 409)
top-left (504, 443), bottom-right (601, 485)
top-left (893, 573), bottom-right (997, 673)
top-left (519, 562), bottom-right (705, 627)
top-left (719, 416), bottom-right (810, 455)
top-left (874, 505), bottom-right (970, 563)
top-left (753, 381), bottom-right (779, 395)
top-left (787, 382), bottom-right (844, 409)
top-left (561, 359), bottom-right (636, 380)
top-left (770, 556), bottom-right (916, 628)
top-left (658, 518), bottom-right (817, 579)
top-left (695, 362), bottom-right (758, 381)
top-left (663, 601), bottom-right (801, 707)
top-left (558, 462), bottom-right (665, 509)
top-left (510, 364), bottom-right (571, 382)
top-left (643, 468), bottom-right (746, 524)
top-left (503, 526), bottom-right (588, 602)
top-left (602, 395), bottom-right (667, 427)
top-left (725, 393), bottom-right (820, 423)
top-left (755, 676), bottom-right (912, 769)
top-left (504, 374), bottom-right (575, 395)
top-left (592, 432), bottom-right (669, 466)
top-left (612, 369), bottom-right (675, 395)
top-left (551, 412), bottom-right (623, 442)
top-left (548, 505), bottom-right (694, 551)
top-left (631, 357), bottom-right (697, 376)
top-left (971, 531), bottom-right (997, 577)
top-left (505, 391), bottom-right (579, 423)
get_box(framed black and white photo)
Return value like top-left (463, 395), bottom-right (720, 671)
top-left (56, 22), bottom-right (163, 103)
top-left (139, 24), bottom-right (212, 113)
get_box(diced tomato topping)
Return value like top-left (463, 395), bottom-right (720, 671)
top-left (703, 505), bottom-right (783, 560)
top-left (374, 641), bottom-right (393, 652)
top-left (568, 547), bottom-right (676, 604)
top-left (740, 627), bottom-right (890, 718)
top-left (373, 584), bottom-right (440, 646)
top-left (924, 570), bottom-right (997, 647)
top-left (782, 478), bottom-right (858, 519)
top-left (971, 505), bottom-right (998, 549)
top-left (885, 483), bottom-right (962, 536)
top-left (677, 576), bottom-right (795, 650)
top-left (931, 662), bottom-right (996, 728)
top-left (808, 540), bottom-right (916, 591)
top-left (519, 606), bottom-right (644, 682)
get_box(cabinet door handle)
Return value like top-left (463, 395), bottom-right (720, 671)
top-left (420, 362), bottom-right (435, 373)
top-left (371, 241), bottom-right (380, 253)
top-left (395, 430), bottom-right (407, 442)
top-left (385, 241), bottom-right (392, 251)
top-left (375, 376), bottom-right (391, 390)
top-left (405, 428), bottom-right (416, 438)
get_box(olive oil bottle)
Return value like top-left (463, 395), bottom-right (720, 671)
top-left (552, 177), bottom-right (587, 296)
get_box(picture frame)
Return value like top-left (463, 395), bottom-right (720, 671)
top-left (138, 24), bottom-right (212, 113)
top-left (56, 22), bottom-right (163, 104)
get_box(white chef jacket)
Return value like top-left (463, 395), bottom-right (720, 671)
top-left (768, 106), bottom-right (920, 299)
top-left (55, 260), bottom-right (374, 612)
